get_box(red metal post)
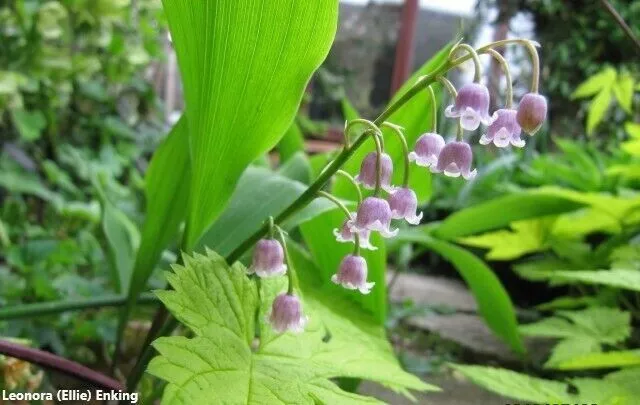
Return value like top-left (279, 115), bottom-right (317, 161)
top-left (390, 0), bottom-right (419, 96)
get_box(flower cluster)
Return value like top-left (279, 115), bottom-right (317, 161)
top-left (250, 40), bottom-right (546, 335)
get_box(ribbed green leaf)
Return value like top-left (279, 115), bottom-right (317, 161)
top-left (162, 0), bottom-right (339, 247)
top-left (398, 230), bottom-right (525, 354)
top-left (434, 191), bottom-right (584, 240)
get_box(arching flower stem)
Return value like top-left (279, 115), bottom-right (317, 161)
top-left (275, 226), bottom-right (298, 295)
top-left (427, 85), bottom-right (438, 132)
top-left (317, 191), bottom-right (360, 255)
top-left (485, 48), bottom-right (514, 108)
top-left (437, 76), bottom-right (458, 100)
top-left (336, 170), bottom-right (362, 204)
top-left (451, 43), bottom-right (483, 83)
top-left (381, 122), bottom-right (410, 188)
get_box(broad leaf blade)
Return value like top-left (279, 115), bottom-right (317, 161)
top-left (162, 0), bottom-right (340, 247)
top-left (148, 249), bottom-right (436, 404)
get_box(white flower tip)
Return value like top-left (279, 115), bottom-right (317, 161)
top-left (463, 169), bottom-right (478, 180)
top-left (407, 211), bottom-right (423, 225)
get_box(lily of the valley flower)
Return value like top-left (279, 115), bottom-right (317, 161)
top-left (269, 293), bottom-right (307, 333)
top-left (517, 93), bottom-right (547, 135)
top-left (432, 141), bottom-right (477, 180)
top-left (249, 238), bottom-right (286, 278)
top-left (349, 196), bottom-right (398, 238)
top-left (388, 187), bottom-right (423, 225)
top-left (480, 108), bottom-right (524, 148)
top-left (332, 254), bottom-right (375, 294)
top-left (445, 83), bottom-right (494, 131)
top-left (355, 151), bottom-right (396, 192)
top-left (408, 132), bottom-right (445, 168)
top-left (333, 218), bottom-right (377, 250)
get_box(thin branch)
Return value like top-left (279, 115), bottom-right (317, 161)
top-left (0, 340), bottom-right (123, 391)
top-left (600, 0), bottom-right (640, 55)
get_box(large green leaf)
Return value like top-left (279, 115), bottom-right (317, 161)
top-left (197, 167), bottom-right (336, 258)
top-left (300, 209), bottom-right (387, 324)
top-left (125, 118), bottom-right (190, 309)
top-left (278, 121), bottom-right (306, 163)
top-left (545, 269), bottom-right (640, 293)
top-left (433, 191), bottom-right (584, 240)
top-left (398, 230), bottom-right (524, 354)
top-left (101, 200), bottom-right (139, 293)
top-left (333, 43), bottom-right (453, 204)
top-left (163, 0), bottom-right (339, 247)
top-left (553, 350), bottom-right (640, 370)
top-left (148, 249), bottom-right (435, 404)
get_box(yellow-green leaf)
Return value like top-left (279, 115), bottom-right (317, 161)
top-left (587, 88), bottom-right (612, 135)
top-left (613, 73), bottom-right (635, 114)
top-left (571, 67), bottom-right (616, 99)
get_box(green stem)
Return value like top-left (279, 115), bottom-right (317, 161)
top-left (427, 85), bottom-right (438, 132)
top-left (276, 226), bottom-right (298, 295)
top-left (381, 122), bottom-right (410, 187)
top-left (268, 216), bottom-right (275, 238)
top-left (0, 294), bottom-right (157, 321)
top-left (456, 123), bottom-right (464, 142)
top-left (437, 76), bottom-right (458, 99)
top-left (317, 190), bottom-right (360, 255)
top-left (371, 131), bottom-right (383, 196)
top-left (451, 39), bottom-right (540, 93)
top-left (451, 43), bottom-right (482, 82)
top-left (485, 48), bottom-right (513, 108)
top-left (344, 118), bottom-right (383, 149)
top-left (336, 170), bottom-right (362, 204)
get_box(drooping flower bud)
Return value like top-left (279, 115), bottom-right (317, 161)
top-left (331, 254), bottom-right (375, 294)
top-left (408, 132), bottom-right (445, 168)
top-left (480, 109), bottom-right (524, 148)
top-left (516, 93), bottom-right (547, 135)
top-left (249, 238), bottom-right (287, 278)
top-left (333, 219), bottom-right (377, 250)
top-left (355, 151), bottom-right (395, 192)
top-left (445, 83), bottom-right (494, 131)
top-left (269, 293), bottom-right (307, 333)
top-left (349, 197), bottom-right (398, 238)
top-left (431, 141), bottom-right (477, 180)
top-left (388, 187), bottom-right (423, 225)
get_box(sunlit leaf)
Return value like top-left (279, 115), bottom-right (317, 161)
top-left (553, 350), bottom-right (640, 370)
top-left (613, 73), bottom-right (634, 114)
top-left (163, 0), bottom-right (339, 247)
top-left (586, 88), bottom-right (612, 135)
top-left (571, 67), bottom-right (616, 99)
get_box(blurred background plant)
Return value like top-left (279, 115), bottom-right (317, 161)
top-left (0, 0), bottom-right (166, 366)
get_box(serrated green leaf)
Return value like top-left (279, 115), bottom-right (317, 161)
top-left (544, 337), bottom-right (601, 368)
top-left (520, 307), bottom-right (631, 345)
top-left (333, 43), bottom-right (454, 204)
top-left (163, 0), bottom-right (339, 247)
top-left (549, 269), bottom-right (640, 292)
top-left (451, 365), bottom-right (568, 403)
top-left (587, 88), bottom-right (612, 135)
top-left (613, 73), bottom-right (634, 114)
top-left (553, 350), bottom-right (640, 370)
top-left (433, 191), bottom-right (584, 240)
top-left (398, 230), bottom-right (524, 354)
top-left (148, 249), bottom-right (435, 404)
top-left (458, 218), bottom-right (554, 260)
top-left (606, 367), bottom-right (640, 397)
top-left (453, 365), bottom-right (635, 405)
top-left (625, 122), bottom-right (640, 139)
top-left (197, 167), bottom-right (337, 257)
top-left (552, 208), bottom-right (622, 237)
top-left (571, 67), bottom-right (616, 99)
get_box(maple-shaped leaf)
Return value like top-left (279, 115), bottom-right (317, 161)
top-left (147, 249), bottom-right (436, 404)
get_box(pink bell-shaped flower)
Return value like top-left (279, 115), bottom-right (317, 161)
top-left (332, 254), bottom-right (375, 294)
top-left (248, 239), bottom-right (287, 278)
top-left (269, 293), bottom-right (307, 333)
top-left (349, 197), bottom-right (398, 238)
top-left (480, 109), bottom-right (524, 148)
top-left (408, 132), bottom-right (445, 168)
top-left (355, 151), bottom-right (395, 192)
top-left (517, 93), bottom-right (547, 135)
top-left (445, 83), bottom-right (494, 131)
top-left (431, 141), bottom-right (477, 180)
top-left (333, 218), bottom-right (377, 250)
top-left (388, 187), bottom-right (423, 225)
